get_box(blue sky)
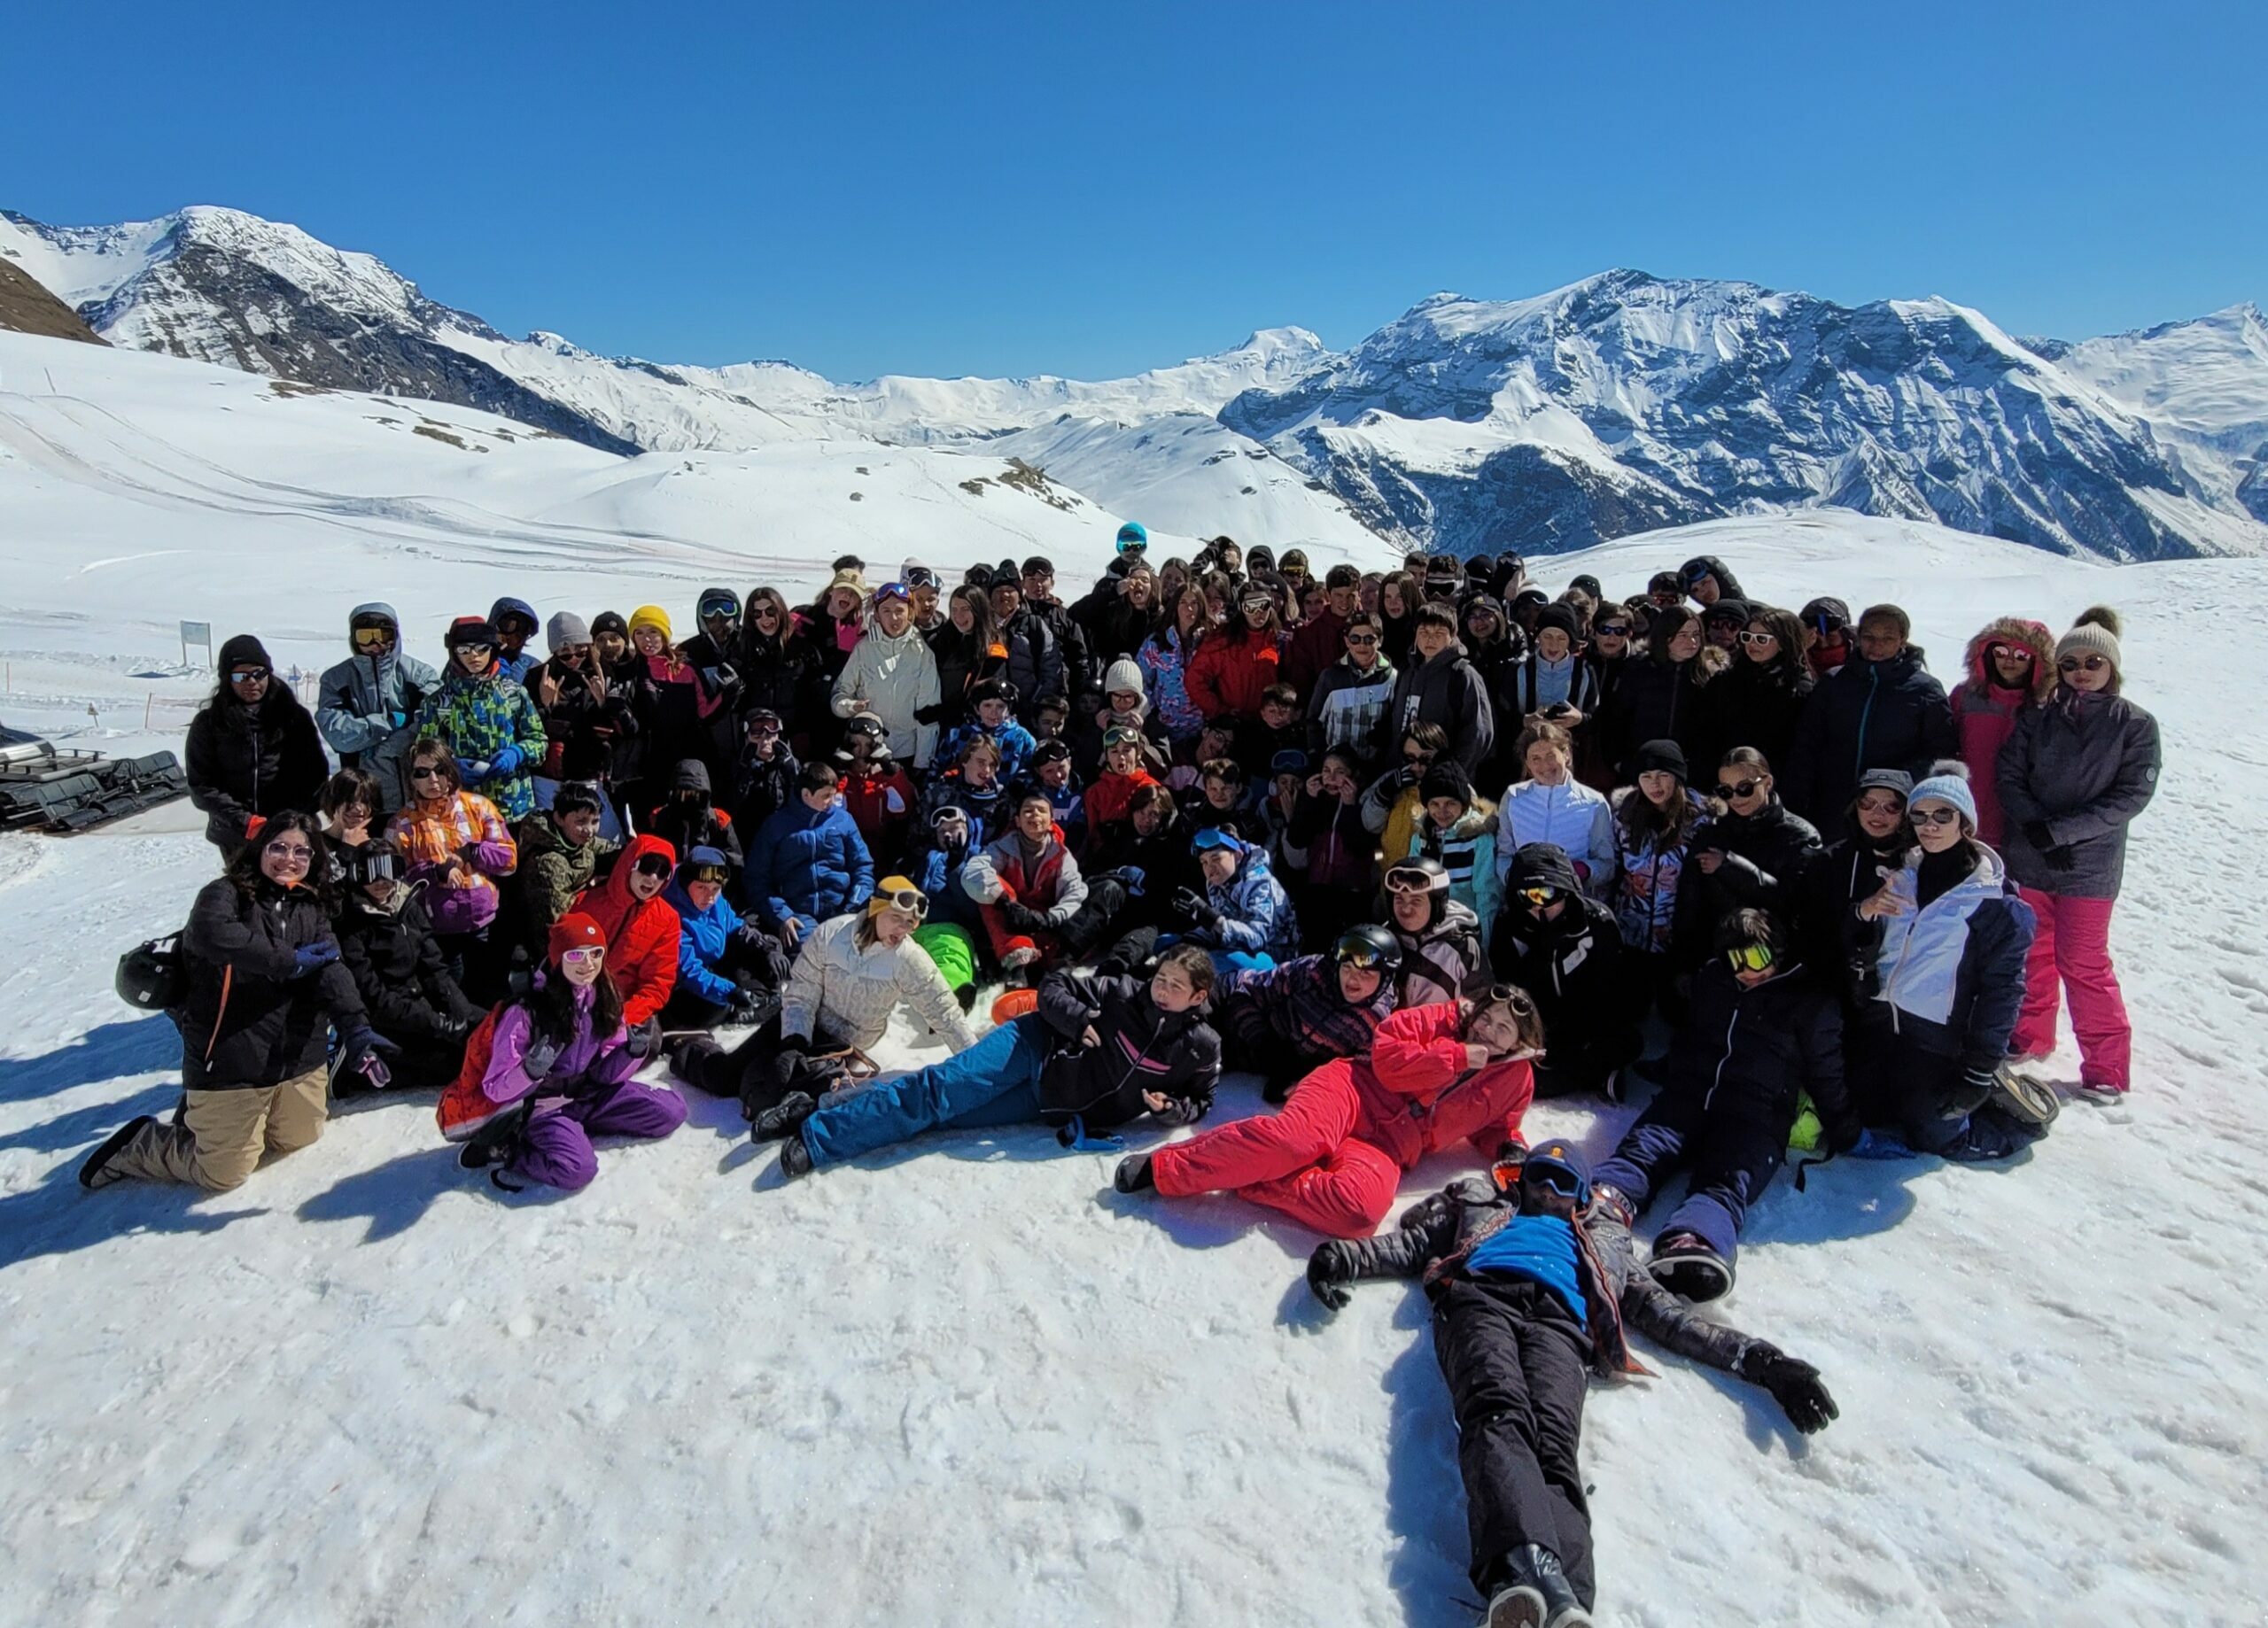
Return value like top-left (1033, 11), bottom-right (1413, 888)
top-left (9, 2), bottom-right (2262, 380)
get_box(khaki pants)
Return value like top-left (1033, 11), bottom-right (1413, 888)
top-left (107, 1066), bottom-right (329, 1191)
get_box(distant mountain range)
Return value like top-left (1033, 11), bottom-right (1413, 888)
top-left (4, 205), bottom-right (2264, 561)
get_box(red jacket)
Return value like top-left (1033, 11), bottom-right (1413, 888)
top-left (1953, 616), bottom-right (2054, 848)
top-left (572, 833), bottom-right (680, 1024)
top-left (1084, 767), bottom-right (1158, 835)
top-left (1184, 626), bottom-right (1286, 722)
top-left (1346, 1001), bottom-right (1534, 1169)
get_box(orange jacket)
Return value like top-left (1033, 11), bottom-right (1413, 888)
top-left (572, 833), bottom-right (680, 1024)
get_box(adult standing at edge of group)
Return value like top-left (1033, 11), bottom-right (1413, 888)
top-left (186, 633), bottom-right (330, 860)
top-left (318, 604), bottom-right (439, 815)
top-left (1999, 609), bottom-right (2159, 1101)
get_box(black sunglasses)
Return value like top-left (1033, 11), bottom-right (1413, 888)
top-left (229, 667), bottom-right (271, 684)
top-left (1594, 622), bottom-right (1631, 636)
top-left (1717, 777), bottom-right (1764, 799)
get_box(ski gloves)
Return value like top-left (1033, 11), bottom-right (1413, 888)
top-left (1306, 1240), bottom-right (1360, 1312)
top-left (291, 941), bottom-right (341, 978)
top-left (1737, 1345), bottom-right (1839, 1434)
top-left (336, 1025), bottom-right (400, 1089)
top-left (2023, 821), bottom-right (2077, 872)
top-left (1170, 888), bottom-right (1221, 930)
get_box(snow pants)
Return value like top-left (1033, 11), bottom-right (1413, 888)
top-left (1591, 1089), bottom-right (1786, 1264)
top-left (1432, 1276), bottom-right (1596, 1609)
top-left (509, 1078), bottom-right (687, 1192)
top-left (2010, 888), bottom-right (2131, 1091)
top-left (1148, 1063), bottom-right (1402, 1238)
top-left (1845, 1007), bottom-right (2031, 1161)
top-left (913, 922), bottom-right (977, 993)
top-left (100, 1066), bottom-right (327, 1191)
top-left (800, 1014), bottom-right (1050, 1168)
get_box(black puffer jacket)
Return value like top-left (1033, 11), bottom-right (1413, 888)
top-left (1658, 958), bottom-right (1850, 1132)
top-left (334, 883), bottom-right (481, 1044)
top-left (1782, 651), bottom-right (1956, 829)
top-left (1031, 969), bottom-right (1222, 1128)
top-left (646, 758), bottom-right (744, 876)
top-left (1675, 798), bottom-right (1822, 965)
top-left (184, 686), bottom-right (330, 853)
top-left (1487, 844), bottom-right (1637, 1078)
top-left (731, 624), bottom-right (827, 738)
top-left (1697, 657), bottom-right (1814, 775)
top-left (181, 875), bottom-right (368, 1089)
top-left (530, 655), bottom-right (631, 783)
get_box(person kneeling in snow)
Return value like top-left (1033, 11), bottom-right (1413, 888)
top-left (670, 880), bottom-right (976, 1121)
top-left (1214, 926), bottom-right (1403, 1105)
top-left (1113, 988), bottom-right (1540, 1239)
top-left (751, 945), bottom-right (1221, 1182)
top-left (1307, 1140), bottom-right (1837, 1628)
top-left (439, 913), bottom-right (683, 1192)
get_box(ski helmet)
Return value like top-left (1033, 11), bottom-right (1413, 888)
top-left (1332, 925), bottom-right (1402, 976)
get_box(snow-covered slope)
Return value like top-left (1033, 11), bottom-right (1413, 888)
top-left (2, 495), bottom-right (2263, 1625)
top-left (13, 204), bottom-right (2267, 562)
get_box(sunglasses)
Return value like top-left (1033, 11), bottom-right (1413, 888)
top-left (1736, 631), bottom-right (1779, 647)
top-left (1912, 806), bottom-right (1963, 828)
top-left (1854, 794), bottom-right (1906, 816)
top-left (454, 641), bottom-right (494, 655)
top-left (877, 887), bottom-right (929, 918)
top-left (1987, 644), bottom-right (2036, 665)
top-left (229, 667), bottom-right (271, 684)
top-left (1726, 942), bottom-right (1775, 973)
top-left (1384, 865), bottom-right (1444, 895)
top-left (409, 765), bottom-right (447, 781)
top-left (264, 841), bottom-right (315, 864)
top-left (351, 628), bottom-right (395, 651)
top-left (1594, 623), bottom-right (1630, 637)
top-left (560, 945), bottom-right (605, 966)
top-left (1344, 632), bottom-right (1379, 646)
top-left (753, 604), bottom-right (782, 620)
top-left (633, 854), bottom-right (675, 880)
top-left (496, 620), bottom-right (536, 637)
top-left (1518, 885), bottom-right (1563, 908)
top-left (1717, 778), bottom-right (1764, 799)
top-left (2058, 655), bottom-right (2109, 673)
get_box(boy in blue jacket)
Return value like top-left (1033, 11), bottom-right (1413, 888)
top-left (746, 762), bottom-right (875, 949)
top-left (661, 846), bottom-right (791, 1029)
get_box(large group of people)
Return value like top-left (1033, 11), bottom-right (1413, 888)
top-left (83, 530), bottom-right (2160, 1627)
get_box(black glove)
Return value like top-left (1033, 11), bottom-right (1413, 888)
top-left (1170, 888), bottom-right (1220, 929)
top-left (2042, 844), bottom-right (2077, 873)
top-left (1740, 1345), bottom-right (1838, 1434)
top-left (623, 1016), bottom-right (664, 1058)
top-left (1307, 1241), bottom-right (1359, 1312)
top-left (1938, 1065), bottom-right (1998, 1120)
top-left (999, 900), bottom-right (1043, 933)
top-left (728, 987), bottom-right (777, 1026)
top-left (1149, 1094), bottom-right (1206, 1126)
top-left (2023, 820), bottom-right (2055, 852)
top-left (913, 702), bottom-right (944, 725)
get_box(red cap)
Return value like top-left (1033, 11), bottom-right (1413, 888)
top-left (548, 911), bottom-right (606, 964)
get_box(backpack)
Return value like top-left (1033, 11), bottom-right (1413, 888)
top-left (116, 933), bottom-right (187, 1012)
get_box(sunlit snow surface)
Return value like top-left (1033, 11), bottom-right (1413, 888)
top-left (3, 334), bottom-right (2265, 1626)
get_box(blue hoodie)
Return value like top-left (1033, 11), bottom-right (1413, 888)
top-left (664, 853), bottom-right (747, 1005)
top-left (748, 797), bottom-right (874, 935)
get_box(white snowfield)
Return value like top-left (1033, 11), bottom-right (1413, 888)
top-left (2, 328), bottom-right (2265, 1626)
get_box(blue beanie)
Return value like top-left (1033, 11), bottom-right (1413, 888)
top-left (1907, 763), bottom-right (1978, 830)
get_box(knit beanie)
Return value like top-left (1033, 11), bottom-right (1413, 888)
top-left (1535, 604), bottom-right (1581, 641)
top-left (1102, 658), bottom-right (1145, 698)
top-left (546, 610), bottom-right (591, 654)
top-left (867, 875), bottom-right (922, 918)
top-left (2054, 607), bottom-right (2123, 678)
top-left (1907, 761), bottom-right (1978, 829)
top-left (1633, 739), bottom-right (1688, 780)
top-left (591, 610), bottom-right (629, 640)
top-left (627, 605), bottom-right (672, 642)
top-left (1419, 761), bottom-right (1473, 809)
top-left (548, 911), bottom-right (605, 964)
top-left (217, 633), bottom-right (274, 673)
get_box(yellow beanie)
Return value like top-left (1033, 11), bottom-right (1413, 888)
top-left (867, 875), bottom-right (921, 918)
top-left (628, 604), bottom-right (672, 641)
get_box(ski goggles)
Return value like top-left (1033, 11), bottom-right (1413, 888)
top-left (680, 861), bottom-right (732, 886)
top-left (698, 593), bottom-right (740, 620)
top-left (1483, 984), bottom-right (1538, 1017)
top-left (874, 885), bottom-right (929, 918)
top-left (1115, 532), bottom-right (1147, 555)
top-left (873, 581), bottom-right (913, 606)
top-left (745, 711), bottom-right (782, 735)
top-left (1516, 885), bottom-right (1564, 909)
top-left (633, 853), bottom-right (676, 880)
top-left (1522, 1161), bottom-right (1582, 1198)
top-left (1330, 934), bottom-right (1393, 970)
top-left (1102, 726), bottom-right (1146, 749)
top-left (229, 666), bottom-right (272, 685)
top-left (351, 625), bottom-right (397, 652)
top-left (1808, 611), bottom-right (1847, 637)
top-left (903, 566), bottom-right (939, 591)
top-left (1726, 942), bottom-right (1775, 974)
top-left (1680, 563), bottom-right (1713, 585)
top-left (1715, 777), bottom-right (1764, 800)
top-left (1384, 864), bottom-right (1449, 895)
top-left (344, 848), bottom-right (400, 885)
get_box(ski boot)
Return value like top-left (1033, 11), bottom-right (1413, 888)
top-left (1114, 1152), bottom-right (1154, 1193)
top-left (750, 1091), bottom-right (817, 1144)
top-left (776, 1129), bottom-right (814, 1181)
top-left (1483, 1544), bottom-right (1590, 1627)
top-left (1648, 1231), bottom-right (1734, 1303)
top-left (1989, 1063), bottom-right (2061, 1129)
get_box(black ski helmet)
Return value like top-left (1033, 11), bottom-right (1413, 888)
top-left (1332, 924), bottom-right (1403, 976)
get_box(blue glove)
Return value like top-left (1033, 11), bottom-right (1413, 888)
top-left (337, 1024), bottom-right (400, 1058)
top-left (388, 709), bottom-right (408, 729)
top-left (292, 941), bottom-right (341, 977)
top-left (489, 744), bottom-right (524, 778)
top-left (461, 759), bottom-right (494, 784)
top-left (1118, 865), bottom-right (1146, 899)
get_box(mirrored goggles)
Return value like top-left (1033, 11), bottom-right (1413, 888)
top-left (1517, 885), bottom-right (1563, 908)
top-left (682, 862), bottom-right (731, 886)
top-left (1726, 942), bottom-right (1775, 974)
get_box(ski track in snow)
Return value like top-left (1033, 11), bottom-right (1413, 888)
top-left (4, 397), bottom-right (2268, 1621)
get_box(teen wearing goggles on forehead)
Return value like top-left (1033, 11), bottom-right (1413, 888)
top-left (1305, 1130), bottom-right (1837, 1628)
top-left (186, 632), bottom-right (330, 859)
top-left (320, 602), bottom-right (444, 816)
top-left (1996, 607), bottom-right (2158, 1105)
top-left (1843, 761), bottom-right (2055, 1158)
top-left (657, 845), bottom-right (792, 1031)
top-left (1209, 926), bottom-right (1402, 1105)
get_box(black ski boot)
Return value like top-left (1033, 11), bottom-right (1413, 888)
top-left (750, 1091), bottom-right (817, 1144)
top-left (1114, 1152), bottom-right (1154, 1193)
top-left (1649, 1231), bottom-right (1734, 1303)
top-left (1484, 1544), bottom-right (1590, 1627)
top-left (777, 1128), bottom-right (814, 1180)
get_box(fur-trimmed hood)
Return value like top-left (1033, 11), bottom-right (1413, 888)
top-left (1961, 617), bottom-right (2056, 704)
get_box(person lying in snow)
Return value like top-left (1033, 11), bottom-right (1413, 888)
top-left (750, 944), bottom-right (1221, 1180)
top-left (1306, 1139), bottom-right (1838, 1628)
